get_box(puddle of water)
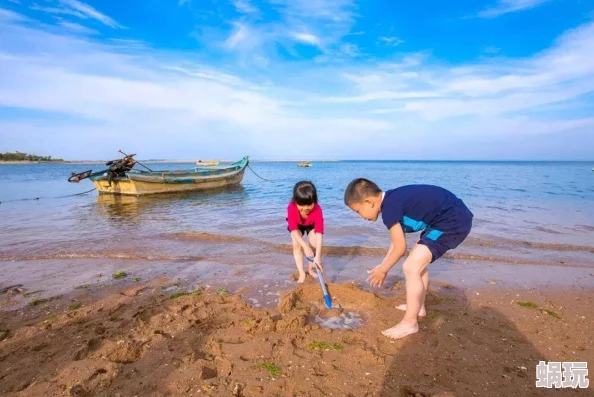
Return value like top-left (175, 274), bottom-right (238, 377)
top-left (313, 311), bottom-right (364, 330)
top-left (245, 297), bottom-right (260, 307)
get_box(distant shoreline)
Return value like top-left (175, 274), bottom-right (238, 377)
top-left (0, 159), bottom-right (343, 165)
top-left (1, 159), bottom-right (591, 165)
top-left (0, 161), bottom-right (67, 164)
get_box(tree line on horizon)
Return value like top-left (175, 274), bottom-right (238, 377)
top-left (0, 151), bottom-right (63, 162)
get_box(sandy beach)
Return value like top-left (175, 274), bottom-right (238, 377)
top-left (1, 273), bottom-right (592, 397)
top-left (1, 160), bottom-right (593, 396)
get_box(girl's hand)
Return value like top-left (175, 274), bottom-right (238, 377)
top-left (304, 246), bottom-right (314, 259)
top-left (314, 256), bottom-right (323, 272)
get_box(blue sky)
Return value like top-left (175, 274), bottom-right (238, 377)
top-left (0, 0), bottom-right (593, 160)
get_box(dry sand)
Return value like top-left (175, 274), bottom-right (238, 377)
top-left (0, 277), bottom-right (592, 397)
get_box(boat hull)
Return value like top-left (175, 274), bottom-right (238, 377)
top-left (90, 156), bottom-right (248, 196)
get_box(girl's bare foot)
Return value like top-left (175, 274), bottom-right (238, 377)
top-left (308, 269), bottom-right (318, 279)
top-left (382, 320), bottom-right (419, 339)
top-left (395, 304), bottom-right (426, 317)
top-left (297, 272), bottom-right (306, 283)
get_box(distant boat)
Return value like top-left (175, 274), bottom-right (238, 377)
top-left (68, 152), bottom-right (249, 196)
top-left (297, 161), bottom-right (312, 167)
top-left (195, 160), bottom-right (220, 166)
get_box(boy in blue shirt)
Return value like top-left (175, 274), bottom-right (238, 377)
top-left (344, 178), bottom-right (473, 339)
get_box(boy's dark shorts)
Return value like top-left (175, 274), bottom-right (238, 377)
top-left (418, 202), bottom-right (473, 263)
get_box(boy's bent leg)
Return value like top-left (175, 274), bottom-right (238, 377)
top-left (382, 244), bottom-right (432, 340)
top-left (396, 269), bottom-right (428, 316)
top-left (291, 234), bottom-right (306, 283)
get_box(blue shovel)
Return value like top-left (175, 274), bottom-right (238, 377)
top-left (306, 256), bottom-right (333, 309)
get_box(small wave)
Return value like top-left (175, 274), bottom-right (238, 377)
top-left (3, 231), bottom-right (593, 268)
top-left (160, 231), bottom-right (594, 254)
top-left (0, 252), bottom-right (206, 262)
top-left (578, 224), bottom-right (594, 232)
top-left (165, 232), bottom-right (266, 245)
top-left (2, 246), bottom-right (592, 269)
top-left (533, 226), bottom-right (564, 235)
top-left (463, 236), bottom-right (594, 252)
top-left (440, 252), bottom-right (589, 268)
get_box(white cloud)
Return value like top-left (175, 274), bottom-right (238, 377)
top-left (378, 36), bottom-right (403, 46)
top-left (0, 7), bottom-right (25, 21)
top-left (291, 32), bottom-right (321, 46)
top-left (219, 0), bottom-right (358, 61)
top-left (318, 22), bottom-right (594, 123)
top-left (0, 10), bottom-right (388, 159)
top-left (163, 65), bottom-right (250, 87)
top-left (0, 7), bottom-right (593, 160)
top-left (225, 22), bottom-right (251, 49)
top-left (314, 91), bottom-right (442, 103)
top-left (479, 0), bottom-right (551, 18)
top-left (338, 43), bottom-right (359, 57)
top-left (232, 0), bottom-right (258, 14)
top-left (30, 4), bottom-right (86, 19)
top-left (58, 20), bottom-right (98, 35)
top-left (30, 0), bottom-right (122, 28)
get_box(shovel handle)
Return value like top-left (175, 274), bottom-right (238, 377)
top-left (306, 257), bottom-right (331, 305)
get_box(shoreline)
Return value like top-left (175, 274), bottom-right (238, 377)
top-left (2, 228), bottom-right (593, 303)
top-left (0, 159), bottom-right (343, 165)
top-left (3, 159), bottom-right (592, 165)
top-left (0, 161), bottom-right (67, 164)
top-left (1, 274), bottom-right (592, 396)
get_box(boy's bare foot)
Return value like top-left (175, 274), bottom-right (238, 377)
top-left (382, 320), bottom-right (419, 339)
top-left (308, 269), bottom-right (318, 279)
top-left (395, 304), bottom-right (426, 317)
top-left (297, 272), bottom-right (306, 283)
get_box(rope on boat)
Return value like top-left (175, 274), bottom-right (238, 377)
top-left (247, 163), bottom-right (275, 182)
top-left (53, 188), bottom-right (98, 199)
top-left (0, 188), bottom-right (97, 204)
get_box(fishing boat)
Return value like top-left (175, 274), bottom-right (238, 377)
top-left (68, 151), bottom-right (249, 196)
top-left (195, 160), bottom-right (220, 166)
top-left (297, 161), bottom-right (312, 167)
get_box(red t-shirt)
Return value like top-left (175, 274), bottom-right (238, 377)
top-left (287, 202), bottom-right (324, 234)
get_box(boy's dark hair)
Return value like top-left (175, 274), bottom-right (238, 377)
top-left (292, 180), bottom-right (318, 205)
top-left (344, 178), bottom-right (382, 205)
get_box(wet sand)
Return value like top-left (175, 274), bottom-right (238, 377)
top-left (2, 239), bottom-right (594, 313)
top-left (1, 274), bottom-right (592, 396)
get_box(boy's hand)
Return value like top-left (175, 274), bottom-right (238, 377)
top-left (304, 246), bottom-right (314, 259)
top-left (367, 265), bottom-right (388, 288)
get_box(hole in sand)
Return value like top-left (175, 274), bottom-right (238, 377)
top-left (312, 310), bottom-right (364, 330)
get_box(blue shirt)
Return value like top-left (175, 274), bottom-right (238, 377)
top-left (380, 184), bottom-right (472, 239)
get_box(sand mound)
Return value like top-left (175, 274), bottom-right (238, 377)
top-left (278, 281), bottom-right (390, 314)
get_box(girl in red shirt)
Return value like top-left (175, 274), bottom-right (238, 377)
top-left (286, 180), bottom-right (324, 283)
